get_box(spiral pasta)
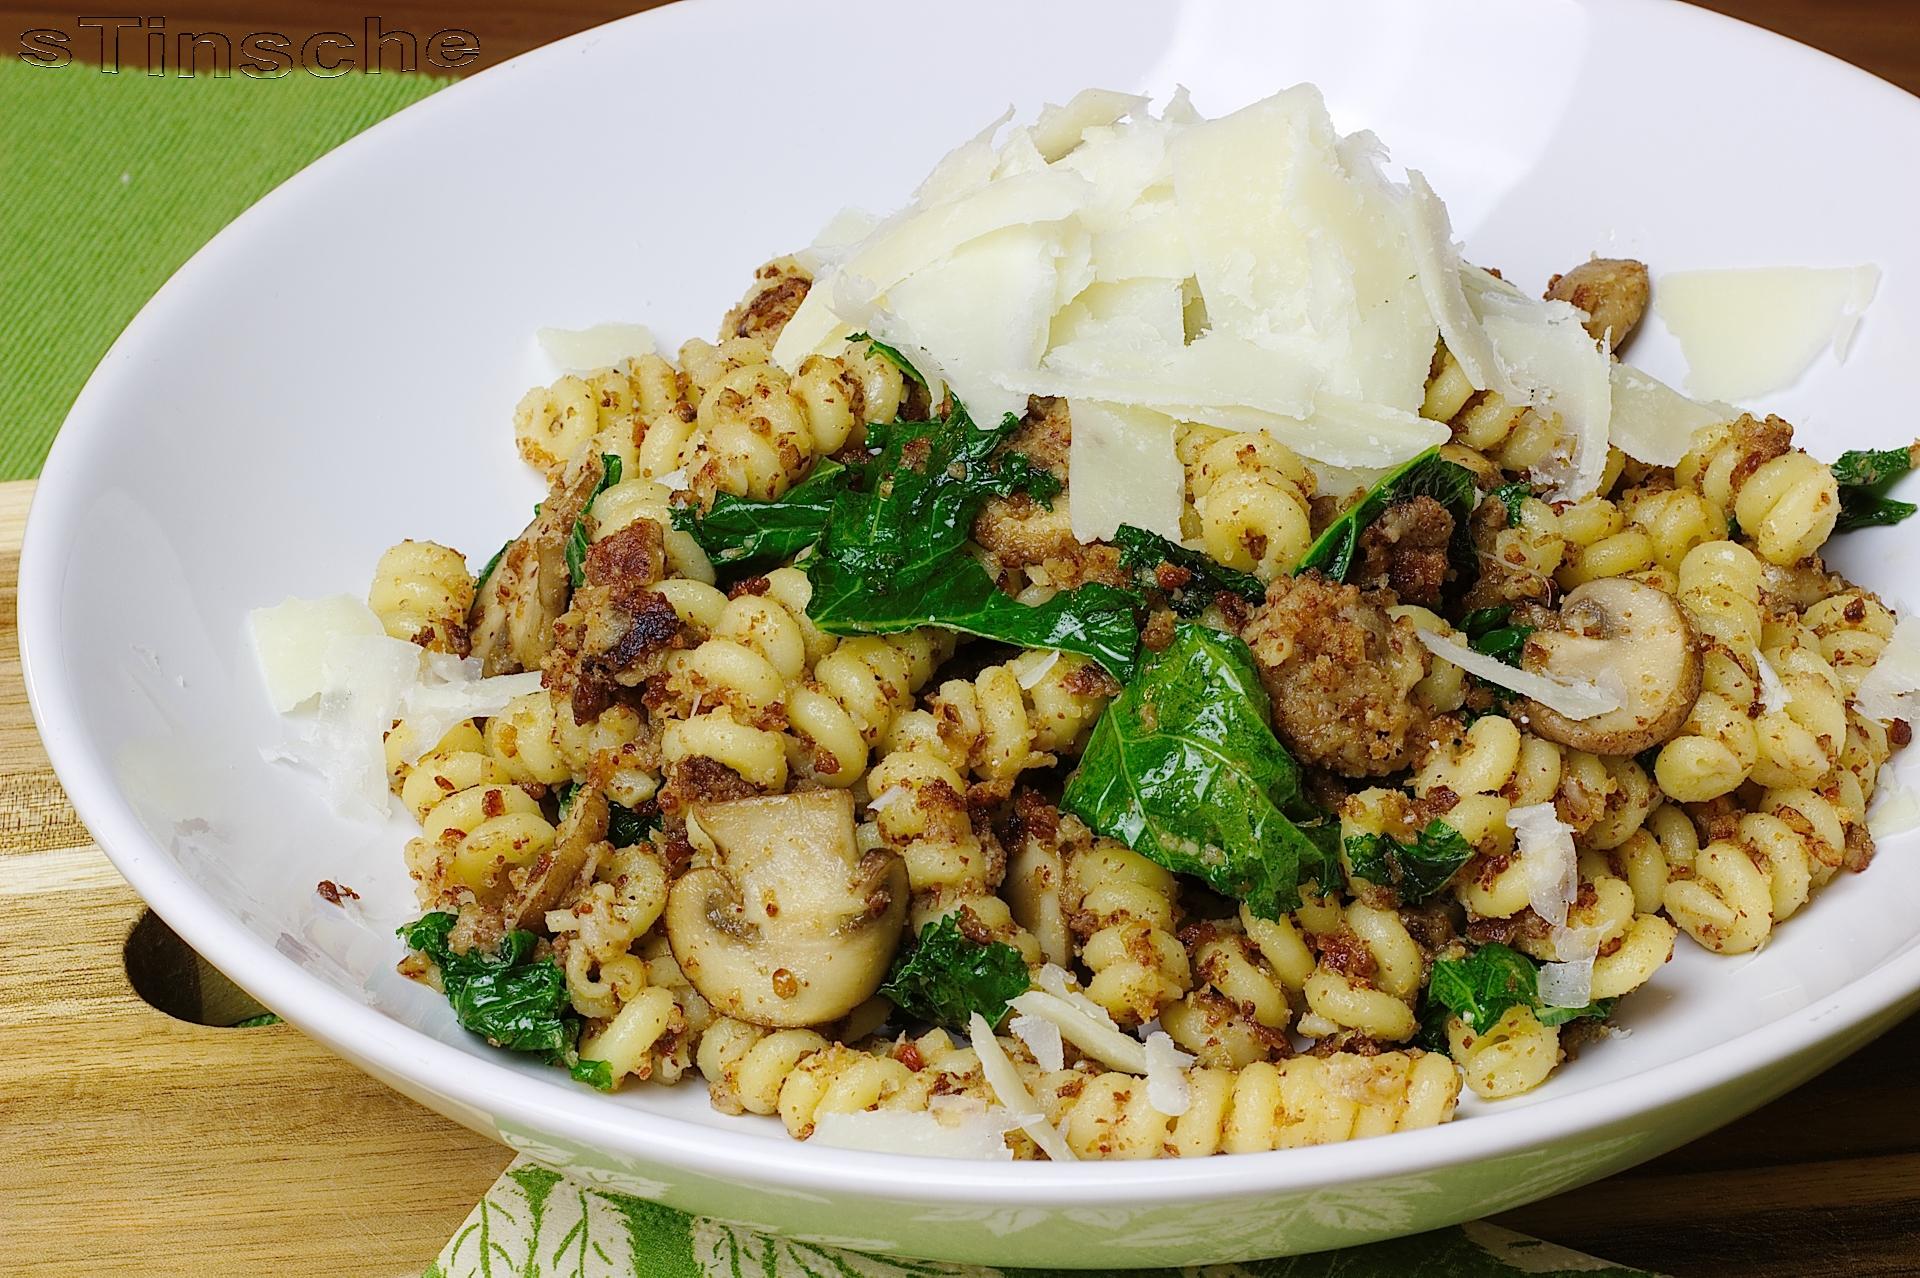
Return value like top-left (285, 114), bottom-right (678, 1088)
top-left (1182, 429), bottom-right (1316, 580)
top-left (884, 650), bottom-right (1113, 786)
top-left (1061, 820), bottom-right (1190, 1026)
top-left (1655, 540), bottom-right (1764, 802)
top-left (1042, 1051), bottom-right (1458, 1158)
top-left (1291, 896), bottom-right (1423, 1043)
top-left (399, 742), bottom-right (557, 900)
top-left (1555, 496), bottom-right (1655, 589)
top-left (787, 631), bottom-right (951, 787)
top-left (1677, 415), bottom-right (1840, 566)
top-left (369, 540), bottom-right (474, 655)
top-left (1446, 1005), bottom-right (1560, 1100)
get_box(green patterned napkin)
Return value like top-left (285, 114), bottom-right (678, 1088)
top-left (6, 59), bottom-right (1656, 1278)
top-left (428, 1157), bottom-right (1657, 1277)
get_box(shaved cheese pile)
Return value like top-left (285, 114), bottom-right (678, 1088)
top-left (250, 595), bottom-right (543, 819)
top-left (1414, 629), bottom-right (1623, 720)
top-left (1508, 802), bottom-right (1579, 931)
top-left (1854, 616), bottom-right (1920, 724)
top-left (536, 323), bottom-right (656, 373)
top-left (1656, 266), bottom-right (1880, 401)
top-left (249, 595), bottom-right (384, 712)
top-left (1607, 363), bottom-right (1734, 468)
top-left (1008, 1014), bottom-right (1065, 1072)
top-left (967, 1013), bottom-right (1073, 1161)
top-left (1008, 989), bottom-right (1148, 1074)
top-left (1537, 956), bottom-right (1595, 1010)
top-left (1869, 782), bottom-right (1920, 840)
top-left (778, 83), bottom-right (1627, 525)
top-left (811, 1103), bottom-right (1020, 1161)
top-left (1755, 651), bottom-right (1791, 715)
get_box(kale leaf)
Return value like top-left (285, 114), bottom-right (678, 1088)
top-left (568, 1058), bottom-right (616, 1091)
top-left (1112, 524), bottom-right (1267, 617)
top-left (1460, 605), bottom-right (1535, 667)
top-left (565, 454), bottom-right (625, 589)
top-left (672, 459), bottom-right (849, 578)
top-left (397, 913), bottom-right (574, 1057)
top-left (1425, 942), bottom-right (1612, 1036)
top-left (804, 405), bottom-right (1140, 679)
top-left (880, 914), bottom-right (1030, 1032)
top-left (1062, 623), bottom-right (1338, 919)
top-left (845, 331), bottom-right (927, 387)
top-left (1294, 446), bottom-right (1480, 585)
top-left (1832, 444), bottom-right (1920, 533)
top-left (1491, 482), bottom-right (1532, 528)
top-left (555, 782), bottom-right (660, 847)
top-left (1343, 820), bottom-right (1474, 904)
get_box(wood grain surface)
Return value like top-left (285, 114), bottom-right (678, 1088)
top-left (5, 3), bottom-right (1920, 1274)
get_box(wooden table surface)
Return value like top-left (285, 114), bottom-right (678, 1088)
top-left (5, 3), bottom-right (1919, 1274)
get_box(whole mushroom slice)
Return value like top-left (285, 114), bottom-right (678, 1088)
top-left (666, 790), bottom-right (908, 1027)
top-left (1521, 577), bottom-right (1701, 755)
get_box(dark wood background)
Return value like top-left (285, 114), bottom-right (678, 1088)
top-left (5, 2), bottom-right (1918, 1274)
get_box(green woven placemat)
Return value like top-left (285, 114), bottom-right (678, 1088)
top-left (0, 59), bottom-right (449, 480)
top-left (4, 62), bottom-right (1657, 1278)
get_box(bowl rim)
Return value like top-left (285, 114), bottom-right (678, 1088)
top-left (19, 0), bottom-right (1920, 1206)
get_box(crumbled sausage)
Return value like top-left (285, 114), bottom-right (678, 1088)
top-left (1353, 495), bottom-right (1454, 608)
top-left (1237, 573), bottom-right (1434, 776)
top-left (1544, 258), bottom-right (1650, 345)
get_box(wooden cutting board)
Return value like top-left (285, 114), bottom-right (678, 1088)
top-left (0, 474), bottom-right (1915, 1276)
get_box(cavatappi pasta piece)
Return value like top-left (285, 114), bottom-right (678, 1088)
top-left (1061, 820), bottom-right (1190, 1026)
top-left (1447, 1005), bottom-right (1560, 1100)
top-left (1750, 641), bottom-right (1846, 788)
top-left (484, 688), bottom-right (659, 808)
top-left (1461, 490), bottom-right (1565, 610)
top-left (1387, 607), bottom-right (1468, 713)
top-left (1516, 875), bottom-right (1674, 1001)
top-left (1183, 429), bottom-right (1316, 580)
top-left (1042, 1051), bottom-right (1459, 1158)
top-left (1620, 485), bottom-right (1727, 575)
top-left (1161, 922), bottom-right (1292, 1068)
top-left (885, 651), bottom-right (1114, 787)
top-left (384, 718), bottom-right (485, 794)
top-left (369, 540), bottom-right (474, 655)
top-left (1677, 415), bottom-right (1840, 566)
top-left (1567, 753), bottom-right (1660, 851)
top-left (866, 745), bottom-right (1040, 962)
top-left (1421, 347), bottom-right (1476, 423)
top-left (1291, 895), bottom-right (1423, 1043)
top-left (1444, 386), bottom-right (1564, 478)
top-left (591, 478), bottom-right (715, 585)
top-left (1804, 589), bottom-right (1898, 697)
top-left (399, 743), bottom-right (556, 902)
top-left (788, 630), bottom-right (951, 788)
top-left (1656, 540), bottom-right (1764, 802)
top-left (1662, 836), bottom-right (1775, 954)
top-left (548, 843), bottom-right (673, 1012)
top-left (1555, 496), bottom-right (1655, 590)
top-left (1412, 716), bottom-right (1563, 887)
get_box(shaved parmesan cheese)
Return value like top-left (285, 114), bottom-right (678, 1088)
top-left (913, 107), bottom-right (1014, 209)
top-left (1142, 1031), bottom-right (1194, 1116)
top-left (249, 596), bottom-right (384, 712)
top-left (1656, 266), bottom-right (1881, 401)
top-left (840, 170), bottom-right (1091, 300)
top-left (769, 287), bottom-right (851, 371)
top-left (1414, 629), bottom-right (1623, 719)
top-left (1066, 401), bottom-right (1184, 543)
top-left (1508, 802), bottom-right (1579, 931)
top-left (1171, 86), bottom-right (1435, 414)
top-left (1854, 615), bottom-right (1920, 724)
top-left (536, 323), bottom-right (655, 373)
top-left (1025, 330), bottom-right (1320, 422)
top-left (393, 669), bottom-right (545, 766)
top-left (1537, 956), bottom-right (1595, 1009)
top-left (1756, 651), bottom-right (1791, 715)
top-left (1403, 171), bottom-right (1517, 403)
top-left (968, 1013), bottom-right (1074, 1161)
top-left (1012, 649), bottom-right (1061, 692)
top-left (1008, 1014), bottom-right (1065, 1072)
top-left (1464, 268), bottom-right (1612, 500)
top-left (295, 631), bottom-right (424, 818)
top-left (811, 1107), bottom-right (1018, 1160)
top-left (1008, 990), bottom-right (1148, 1074)
top-left (1608, 363), bottom-right (1734, 467)
top-left (1034, 964), bottom-right (1120, 1029)
top-left (1033, 88), bottom-right (1150, 162)
top-left (1869, 782), bottom-right (1920, 840)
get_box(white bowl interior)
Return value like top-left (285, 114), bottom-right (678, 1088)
top-left (21, 0), bottom-right (1920, 1254)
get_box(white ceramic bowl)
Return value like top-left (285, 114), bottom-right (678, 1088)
top-left (21, 0), bottom-right (1920, 1266)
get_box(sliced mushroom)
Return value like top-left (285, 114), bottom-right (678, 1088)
top-left (1521, 577), bottom-right (1701, 755)
top-left (469, 452), bottom-right (608, 675)
top-left (666, 790), bottom-right (908, 1027)
top-left (505, 785), bottom-right (608, 930)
